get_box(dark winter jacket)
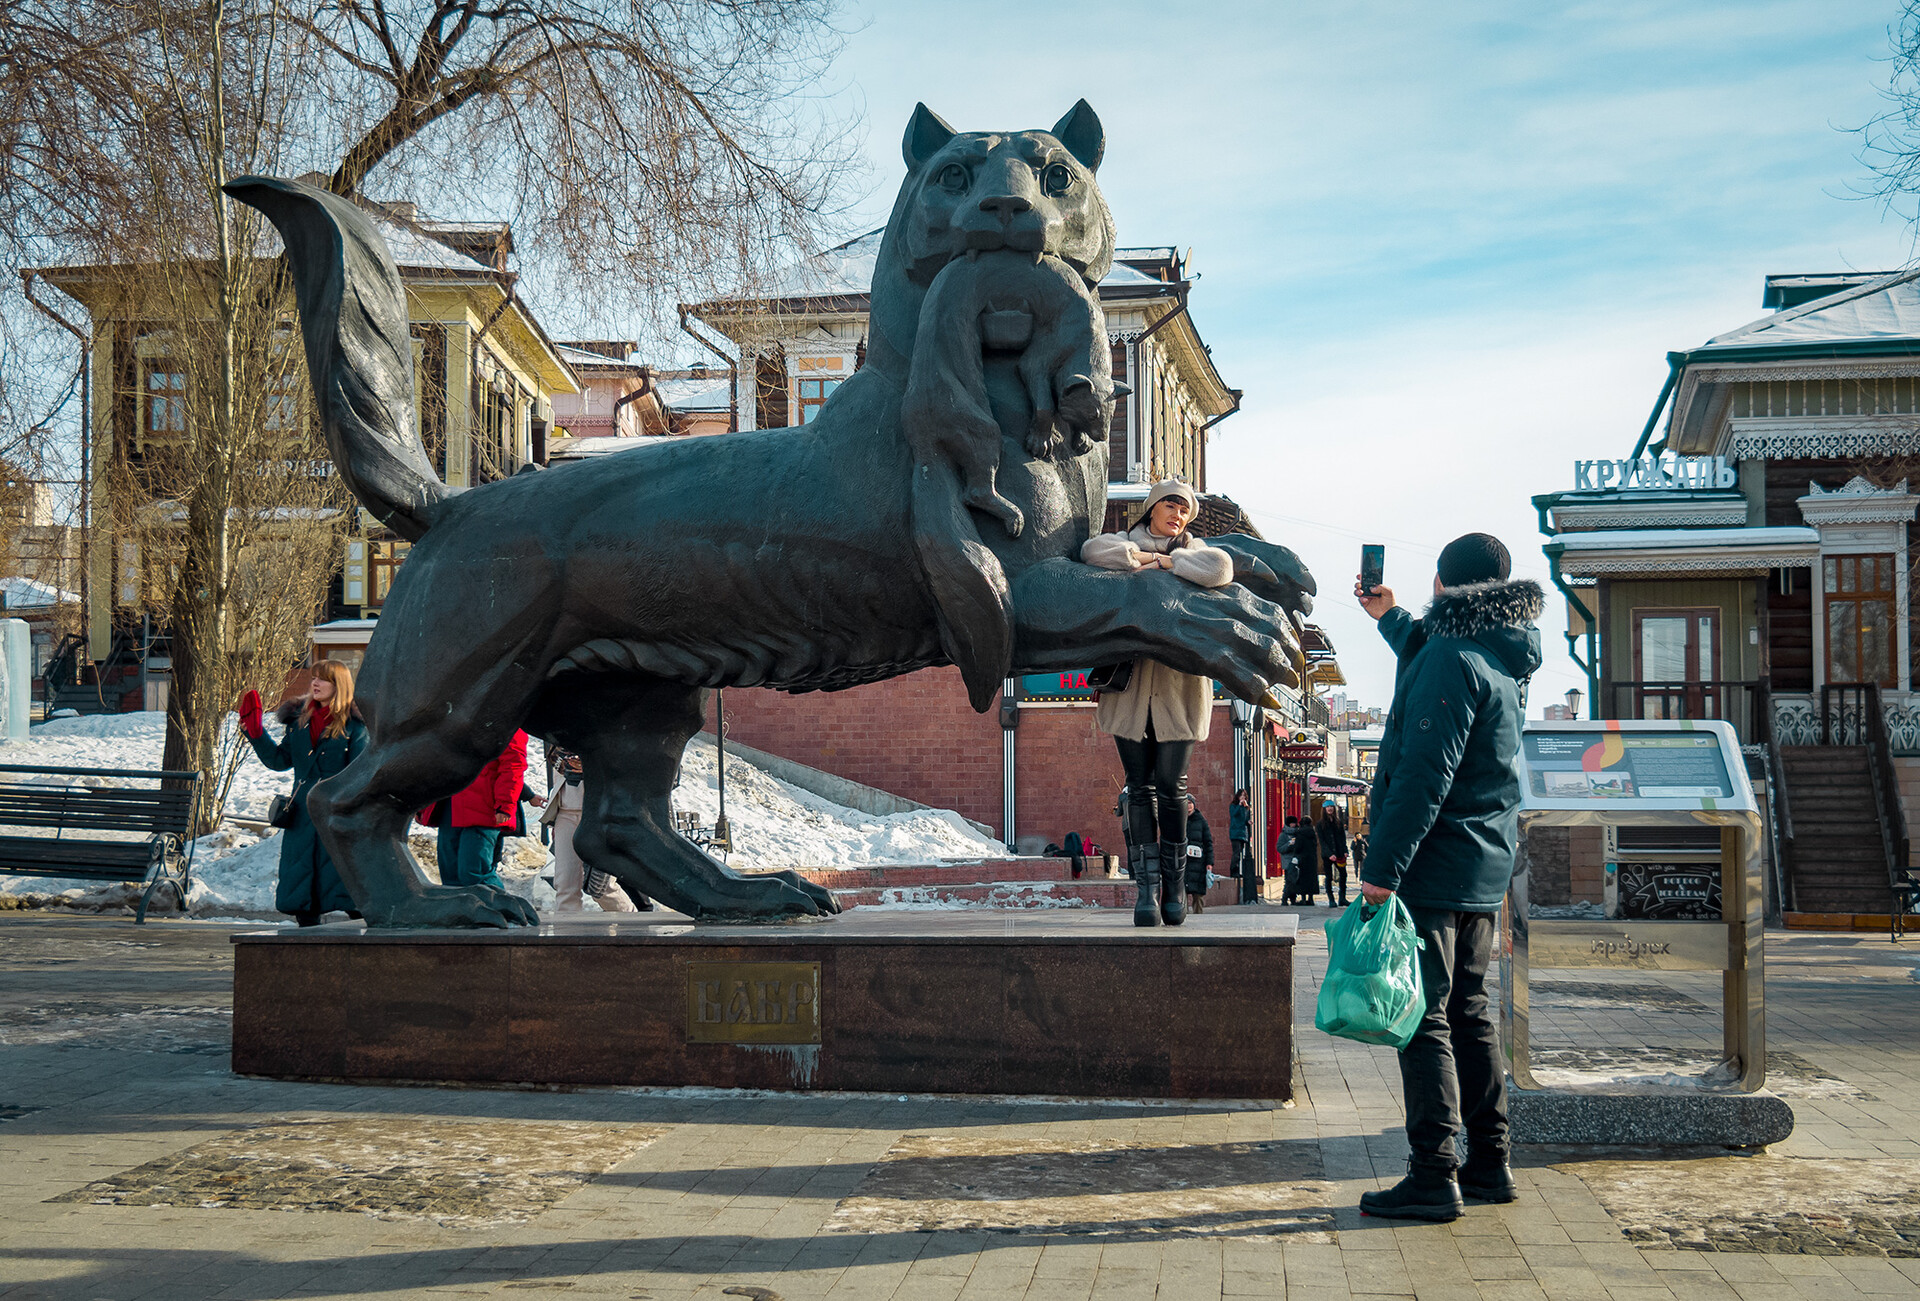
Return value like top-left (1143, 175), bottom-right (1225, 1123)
top-left (249, 700), bottom-right (368, 916)
top-left (1317, 815), bottom-right (1348, 861)
top-left (1186, 808), bottom-right (1214, 868)
top-left (1362, 578), bottom-right (1544, 912)
top-left (1229, 802), bottom-right (1251, 842)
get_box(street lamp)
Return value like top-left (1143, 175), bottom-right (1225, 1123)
top-left (1565, 686), bottom-right (1584, 720)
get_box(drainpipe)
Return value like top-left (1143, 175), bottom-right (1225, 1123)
top-left (1629, 353), bottom-right (1686, 460)
top-left (999, 678), bottom-right (1019, 848)
top-left (1199, 388), bottom-right (1243, 434)
top-left (610, 366), bottom-right (657, 436)
top-left (678, 308), bottom-right (740, 432)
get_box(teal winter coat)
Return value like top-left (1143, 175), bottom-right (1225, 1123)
top-left (1360, 578), bottom-right (1543, 913)
top-left (248, 700), bottom-right (368, 916)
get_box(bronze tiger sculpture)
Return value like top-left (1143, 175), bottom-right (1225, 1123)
top-left (226, 99), bottom-right (1315, 927)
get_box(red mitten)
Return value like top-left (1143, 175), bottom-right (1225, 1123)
top-left (238, 688), bottom-right (263, 740)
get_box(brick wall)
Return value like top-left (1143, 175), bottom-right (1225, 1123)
top-left (704, 669), bottom-right (1246, 851)
top-left (705, 669), bottom-right (1004, 835)
top-left (1014, 703), bottom-right (1241, 857)
top-left (1568, 826), bottom-right (1605, 903)
top-left (1524, 827), bottom-right (1571, 904)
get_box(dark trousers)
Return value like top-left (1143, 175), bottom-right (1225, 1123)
top-left (1231, 838), bottom-right (1254, 903)
top-left (1114, 728), bottom-right (1194, 847)
top-left (1327, 856), bottom-right (1348, 903)
top-left (437, 825), bottom-right (506, 891)
top-left (1399, 906), bottom-right (1507, 1172)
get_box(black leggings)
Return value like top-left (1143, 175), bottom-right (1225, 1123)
top-left (1115, 726), bottom-right (1194, 848)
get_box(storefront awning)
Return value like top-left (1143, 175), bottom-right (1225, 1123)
top-left (1309, 773), bottom-right (1370, 796)
top-left (1547, 527), bottom-right (1818, 578)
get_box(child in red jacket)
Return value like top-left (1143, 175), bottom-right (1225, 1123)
top-left (422, 731), bottom-right (531, 892)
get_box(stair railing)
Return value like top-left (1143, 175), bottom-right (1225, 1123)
top-left (1756, 679), bottom-right (1795, 918)
top-left (38, 632), bottom-right (87, 717)
top-left (1829, 683), bottom-right (1918, 941)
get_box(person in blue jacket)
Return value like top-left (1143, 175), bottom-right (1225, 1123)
top-left (1352, 533), bottom-right (1542, 1223)
top-left (238, 661), bottom-right (368, 927)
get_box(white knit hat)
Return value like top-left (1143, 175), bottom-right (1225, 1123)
top-left (1142, 479), bottom-right (1198, 518)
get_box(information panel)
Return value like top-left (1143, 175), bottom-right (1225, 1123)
top-left (1518, 721), bottom-right (1753, 813)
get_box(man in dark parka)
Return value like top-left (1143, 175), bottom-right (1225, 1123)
top-left (1353, 533), bottom-right (1542, 1223)
top-left (1318, 805), bottom-right (1350, 907)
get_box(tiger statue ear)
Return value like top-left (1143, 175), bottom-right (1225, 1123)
top-left (903, 103), bottom-right (958, 170)
top-left (1051, 99), bottom-right (1104, 172)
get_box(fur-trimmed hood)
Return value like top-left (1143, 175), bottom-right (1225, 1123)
top-left (274, 698), bottom-right (365, 727)
top-left (1421, 577), bottom-right (1544, 683)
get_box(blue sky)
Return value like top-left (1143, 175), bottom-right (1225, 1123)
top-left (827, 0), bottom-right (1920, 709)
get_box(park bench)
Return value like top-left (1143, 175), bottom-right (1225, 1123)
top-left (0, 764), bottom-right (200, 923)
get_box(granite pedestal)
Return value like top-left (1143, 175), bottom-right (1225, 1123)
top-left (1510, 1086), bottom-right (1794, 1148)
top-left (231, 910), bottom-right (1298, 1100)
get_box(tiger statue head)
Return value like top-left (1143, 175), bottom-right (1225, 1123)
top-left (868, 100), bottom-right (1116, 374)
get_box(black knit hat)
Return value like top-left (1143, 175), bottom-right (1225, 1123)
top-left (1437, 533), bottom-right (1511, 587)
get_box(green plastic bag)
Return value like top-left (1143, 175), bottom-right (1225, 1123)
top-left (1314, 895), bottom-right (1428, 1050)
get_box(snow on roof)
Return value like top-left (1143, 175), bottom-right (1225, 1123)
top-left (1, 576), bottom-right (76, 608)
top-left (1549, 527), bottom-right (1819, 551)
top-left (371, 215), bottom-right (497, 276)
top-left (1699, 270), bottom-right (1920, 352)
top-left (556, 343), bottom-right (642, 370)
top-left (547, 435), bottom-right (656, 460)
top-left (755, 229), bottom-right (1171, 300)
top-left (656, 375), bottom-right (732, 412)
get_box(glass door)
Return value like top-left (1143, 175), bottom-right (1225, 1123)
top-left (1632, 608), bottom-right (1718, 719)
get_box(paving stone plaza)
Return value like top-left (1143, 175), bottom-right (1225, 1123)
top-left (6, 911), bottom-right (1920, 1300)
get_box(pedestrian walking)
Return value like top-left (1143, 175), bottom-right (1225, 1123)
top-left (1080, 478), bottom-right (1235, 927)
top-left (541, 746), bottom-right (640, 913)
top-left (1319, 804), bottom-right (1351, 907)
top-left (1278, 816), bottom-right (1303, 904)
top-left (237, 663), bottom-right (367, 928)
top-left (1297, 813), bottom-right (1323, 905)
top-left (1184, 795), bottom-right (1214, 913)
top-left (1353, 532), bottom-right (1542, 1222)
top-left (422, 731), bottom-right (532, 894)
top-left (1229, 789), bottom-right (1255, 904)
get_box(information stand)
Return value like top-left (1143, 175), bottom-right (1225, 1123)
top-left (1507, 719), bottom-right (1766, 1093)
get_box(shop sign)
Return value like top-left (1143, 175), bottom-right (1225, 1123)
top-left (1021, 670), bottom-right (1094, 699)
top-left (1572, 454), bottom-right (1735, 492)
top-left (1274, 742), bottom-right (1327, 766)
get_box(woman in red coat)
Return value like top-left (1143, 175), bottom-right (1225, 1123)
top-left (422, 731), bottom-right (530, 892)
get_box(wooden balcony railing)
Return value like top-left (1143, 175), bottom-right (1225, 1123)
top-left (1605, 680), bottom-right (1765, 745)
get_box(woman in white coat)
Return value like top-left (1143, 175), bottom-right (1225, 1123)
top-left (1080, 479), bottom-right (1234, 925)
top-left (544, 746), bottom-right (640, 913)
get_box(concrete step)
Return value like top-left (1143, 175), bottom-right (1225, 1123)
top-left (807, 858), bottom-right (1250, 911)
top-left (798, 858), bottom-right (1085, 890)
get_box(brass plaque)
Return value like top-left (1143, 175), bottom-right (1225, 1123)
top-left (1528, 921), bottom-right (1729, 971)
top-left (686, 962), bottom-right (821, 1044)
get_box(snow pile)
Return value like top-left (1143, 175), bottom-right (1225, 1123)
top-left (671, 736), bottom-right (1003, 869)
top-left (0, 711), bottom-right (1002, 916)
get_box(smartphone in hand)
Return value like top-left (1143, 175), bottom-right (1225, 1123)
top-left (1360, 544), bottom-right (1385, 594)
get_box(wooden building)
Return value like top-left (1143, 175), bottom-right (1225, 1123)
top-left (1537, 269), bottom-right (1920, 923)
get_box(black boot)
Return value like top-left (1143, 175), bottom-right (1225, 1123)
top-left (1458, 1151), bottom-right (1517, 1204)
top-left (1132, 845), bottom-right (1160, 927)
top-left (1159, 841), bottom-right (1188, 926)
top-left (1359, 1164), bottom-right (1464, 1222)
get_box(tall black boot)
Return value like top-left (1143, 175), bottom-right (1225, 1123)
top-left (1132, 845), bottom-right (1160, 927)
top-left (1159, 841), bottom-right (1188, 926)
